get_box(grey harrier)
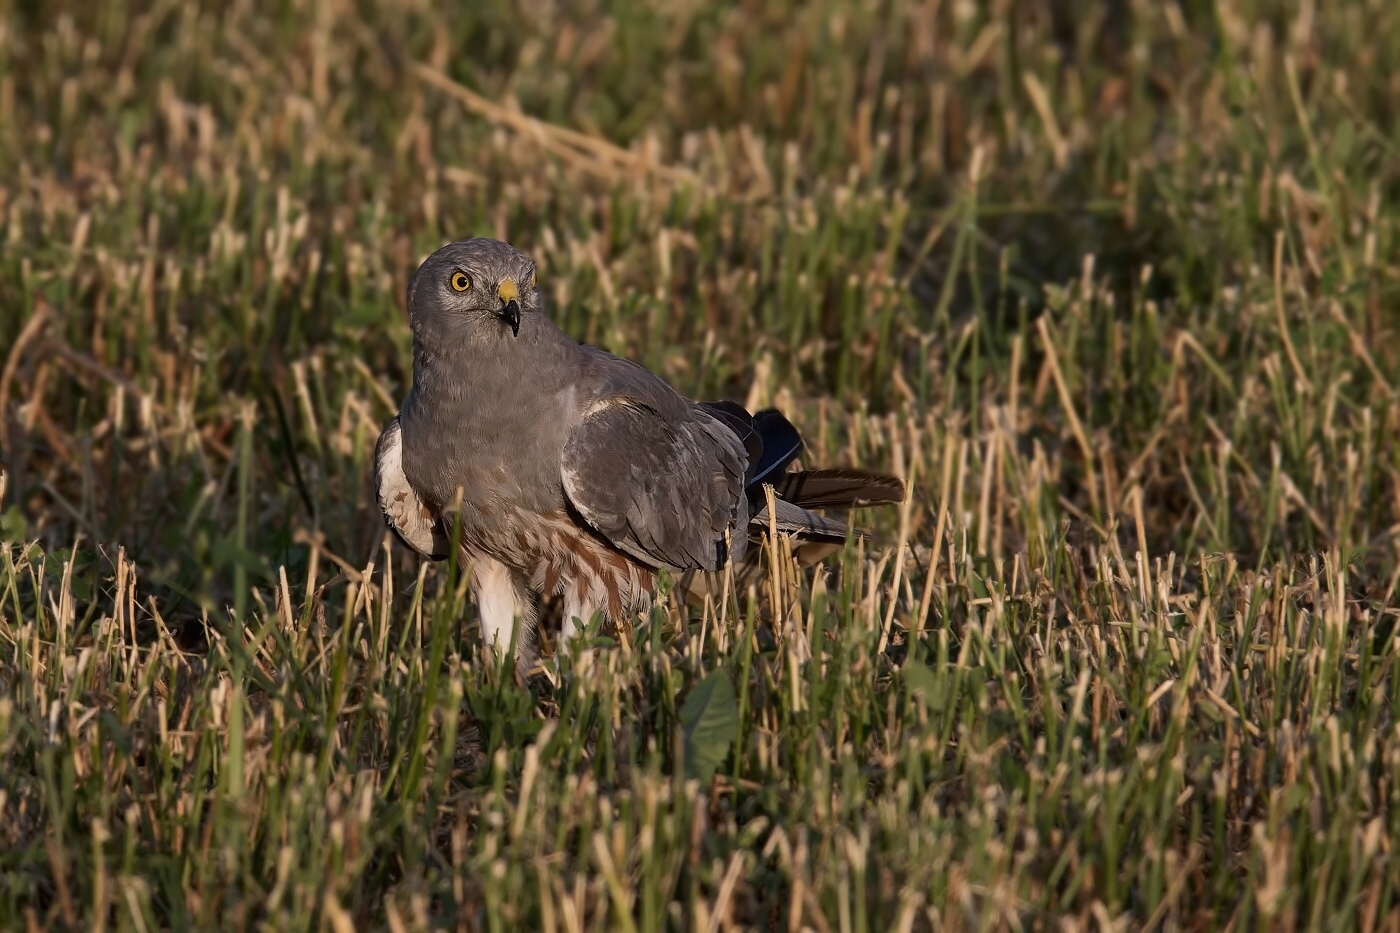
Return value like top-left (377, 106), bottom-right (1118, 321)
top-left (375, 238), bottom-right (903, 665)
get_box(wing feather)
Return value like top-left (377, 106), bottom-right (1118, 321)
top-left (375, 416), bottom-right (449, 559)
top-left (773, 469), bottom-right (906, 509)
top-left (750, 498), bottom-right (854, 542)
top-left (561, 358), bottom-right (749, 572)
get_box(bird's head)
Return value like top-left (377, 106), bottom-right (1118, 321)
top-left (407, 238), bottom-right (542, 347)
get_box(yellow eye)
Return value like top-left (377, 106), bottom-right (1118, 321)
top-left (450, 271), bottom-right (472, 292)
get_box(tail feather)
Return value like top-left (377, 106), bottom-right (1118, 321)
top-left (684, 402), bottom-right (905, 611)
top-left (774, 468), bottom-right (905, 510)
top-left (750, 498), bottom-right (853, 543)
top-left (676, 465), bottom-right (902, 605)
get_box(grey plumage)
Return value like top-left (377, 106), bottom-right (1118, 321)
top-left (374, 237), bottom-right (903, 667)
top-left (562, 354), bottom-right (749, 572)
top-left (374, 418), bottom-right (449, 559)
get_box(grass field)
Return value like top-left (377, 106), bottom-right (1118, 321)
top-left (3, 0), bottom-right (1400, 928)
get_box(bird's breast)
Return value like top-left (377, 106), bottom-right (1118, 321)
top-left (400, 365), bottom-right (576, 529)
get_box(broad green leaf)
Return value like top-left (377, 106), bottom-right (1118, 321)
top-left (679, 670), bottom-right (739, 783)
top-left (0, 507), bottom-right (28, 543)
top-left (905, 663), bottom-right (944, 712)
top-left (904, 662), bottom-right (937, 697)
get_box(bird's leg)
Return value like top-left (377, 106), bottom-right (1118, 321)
top-left (508, 582), bottom-right (541, 683)
top-left (470, 555), bottom-right (538, 669)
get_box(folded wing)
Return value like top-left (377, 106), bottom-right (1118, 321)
top-left (561, 355), bottom-right (750, 572)
top-left (375, 416), bottom-right (449, 559)
top-left (562, 351), bottom-right (907, 577)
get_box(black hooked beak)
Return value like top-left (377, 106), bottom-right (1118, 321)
top-left (498, 299), bottom-right (521, 337)
top-left (495, 279), bottom-right (522, 336)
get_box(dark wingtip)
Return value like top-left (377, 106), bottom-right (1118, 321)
top-left (700, 401), bottom-right (804, 492)
top-left (748, 408), bottom-right (804, 488)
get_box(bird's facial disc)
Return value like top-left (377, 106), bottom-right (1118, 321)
top-left (408, 240), bottom-right (541, 346)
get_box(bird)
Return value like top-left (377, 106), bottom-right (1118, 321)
top-left (374, 237), bottom-right (904, 669)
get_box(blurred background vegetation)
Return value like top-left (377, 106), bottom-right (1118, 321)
top-left (2, 0), bottom-right (1400, 928)
top-left (2, 0), bottom-right (1398, 583)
